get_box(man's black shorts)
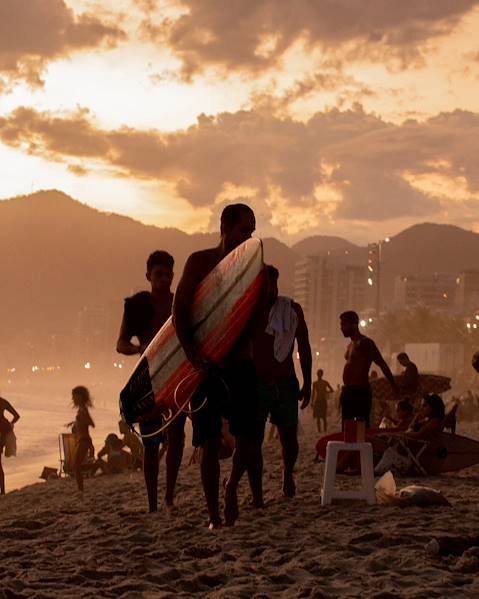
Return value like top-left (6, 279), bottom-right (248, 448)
top-left (191, 360), bottom-right (259, 447)
top-left (340, 384), bottom-right (372, 428)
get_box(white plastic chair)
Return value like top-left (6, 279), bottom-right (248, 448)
top-left (321, 441), bottom-right (376, 506)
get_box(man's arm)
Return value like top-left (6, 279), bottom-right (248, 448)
top-left (294, 303), bottom-right (312, 409)
top-left (326, 380), bottom-right (334, 393)
top-left (116, 315), bottom-right (141, 355)
top-left (371, 341), bottom-right (399, 393)
top-left (173, 253), bottom-right (210, 371)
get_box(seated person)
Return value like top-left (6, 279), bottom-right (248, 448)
top-left (407, 394), bottom-right (445, 440)
top-left (380, 399), bottom-right (415, 431)
top-left (94, 433), bottom-right (132, 475)
top-left (118, 420), bottom-right (143, 470)
top-left (374, 394), bottom-right (445, 475)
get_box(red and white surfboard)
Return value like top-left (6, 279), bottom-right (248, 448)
top-left (120, 238), bottom-right (264, 424)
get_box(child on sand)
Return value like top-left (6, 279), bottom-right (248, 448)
top-left (70, 386), bottom-right (95, 493)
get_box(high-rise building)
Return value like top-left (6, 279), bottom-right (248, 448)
top-left (294, 254), bottom-right (366, 345)
top-left (393, 273), bottom-right (457, 311)
top-left (455, 271), bottom-right (479, 312)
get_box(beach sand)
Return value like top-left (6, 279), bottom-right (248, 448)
top-left (1, 418), bottom-right (479, 598)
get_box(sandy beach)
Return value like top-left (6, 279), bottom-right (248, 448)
top-left (1, 417), bottom-right (479, 598)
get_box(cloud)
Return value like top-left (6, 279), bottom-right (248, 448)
top-left (1, 104), bottom-right (479, 234)
top-left (0, 0), bottom-right (125, 89)
top-left (148, 0), bottom-right (478, 78)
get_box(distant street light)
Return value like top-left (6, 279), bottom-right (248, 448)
top-left (367, 237), bottom-right (390, 316)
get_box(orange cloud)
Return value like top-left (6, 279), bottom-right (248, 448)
top-left (0, 0), bottom-right (125, 89)
top-left (149, 0), bottom-right (478, 78)
top-left (1, 104), bottom-right (479, 233)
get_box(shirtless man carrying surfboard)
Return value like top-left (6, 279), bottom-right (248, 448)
top-left (173, 203), bottom-right (263, 529)
top-left (340, 311), bottom-right (398, 427)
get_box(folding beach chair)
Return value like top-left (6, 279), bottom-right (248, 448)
top-left (58, 433), bottom-right (95, 478)
top-left (59, 433), bottom-right (77, 477)
top-left (376, 404), bottom-right (456, 476)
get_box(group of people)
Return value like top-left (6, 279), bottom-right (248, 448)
top-left (66, 385), bottom-right (144, 492)
top-left (2, 202), bottom-right (461, 526)
top-left (112, 203), bottom-right (402, 528)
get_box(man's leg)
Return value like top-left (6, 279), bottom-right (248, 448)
top-left (201, 436), bottom-right (222, 528)
top-left (247, 424), bottom-right (265, 508)
top-left (277, 425), bottom-right (299, 498)
top-left (143, 444), bottom-right (159, 512)
top-left (224, 436), bottom-right (263, 525)
top-left (165, 426), bottom-right (185, 506)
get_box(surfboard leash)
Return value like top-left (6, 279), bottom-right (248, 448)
top-left (131, 369), bottom-right (231, 439)
top-left (132, 374), bottom-right (207, 439)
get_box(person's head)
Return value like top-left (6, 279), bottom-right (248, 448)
top-left (105, 433), bottom-right (123, 450)
top-left (370, 370), bottom-right (378, 380)
top-left (265, 264), bottom-right (279, 304)
top-left (397, 352), bottom-right (409, 366)
top-left (421, 394), bottom-right (445, 420)
top-left (220, 203), bottom-right (255, 252)
top-left (396, 399), bottom-right (414, 420)
top-left (146, 250), bottom-right (174, 294)
top-left (340, 311), bottom-right (359, 337)
top-left (317, 369), bottom-right (323, 378)
top-left (72, 385), bottom-right (92, 408)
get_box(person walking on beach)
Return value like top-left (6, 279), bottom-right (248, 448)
top-left (71, 386), bottom-right (95, 493)
top-left (117, 250), bottom-right (185, 512)
top-left (311, 369), bottom-right (334, 433)
top-left (254, 265), bottom-right (312, 498)
top-left (173, 203), bottom-right (263, 529)
top-left (340, 311), bottom-right (398, 428)
top-left (0, 395), bottom-right (20, 495)
top-left (397, 352), bottom-right (420, 401)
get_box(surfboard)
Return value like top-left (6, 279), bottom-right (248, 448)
top-left (371, 373), bottom-right (451, 402)
top-left (120, 237), bottom-right (264, 424)
top-left (372, 432), bottom-right (479, 475)
top-left (316, 430), bottom-right (479, 474)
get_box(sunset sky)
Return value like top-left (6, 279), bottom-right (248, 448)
top-left (1, 0), bottom-right (479, 243)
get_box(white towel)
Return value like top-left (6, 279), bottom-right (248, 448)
top-left (265, 296), bottom-right (298, 362)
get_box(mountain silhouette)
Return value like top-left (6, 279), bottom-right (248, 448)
top-left (1, 190), bottom-right (478, 366)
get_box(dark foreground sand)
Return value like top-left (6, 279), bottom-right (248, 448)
top-left (1, 419), bottom-right (479, 598)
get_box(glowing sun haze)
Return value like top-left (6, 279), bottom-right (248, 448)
top-left (1, 0), bottom-right (479, 242)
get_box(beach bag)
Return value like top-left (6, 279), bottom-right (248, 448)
top-left (4, 430), bottom-right (17, 457)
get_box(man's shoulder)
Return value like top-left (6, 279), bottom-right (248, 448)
top-left (187, 247), bottom-right (218, 262)
top-left (124, 291), bottom-right (152, 311)
top-left (125, 290), bottom-right (150, 302)
top-left (181, 248), bottom-right (221, 283)
top-left (360, 335), bottom-right (378, 350)
top-left (291, 300), bottom-right (305, 318)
